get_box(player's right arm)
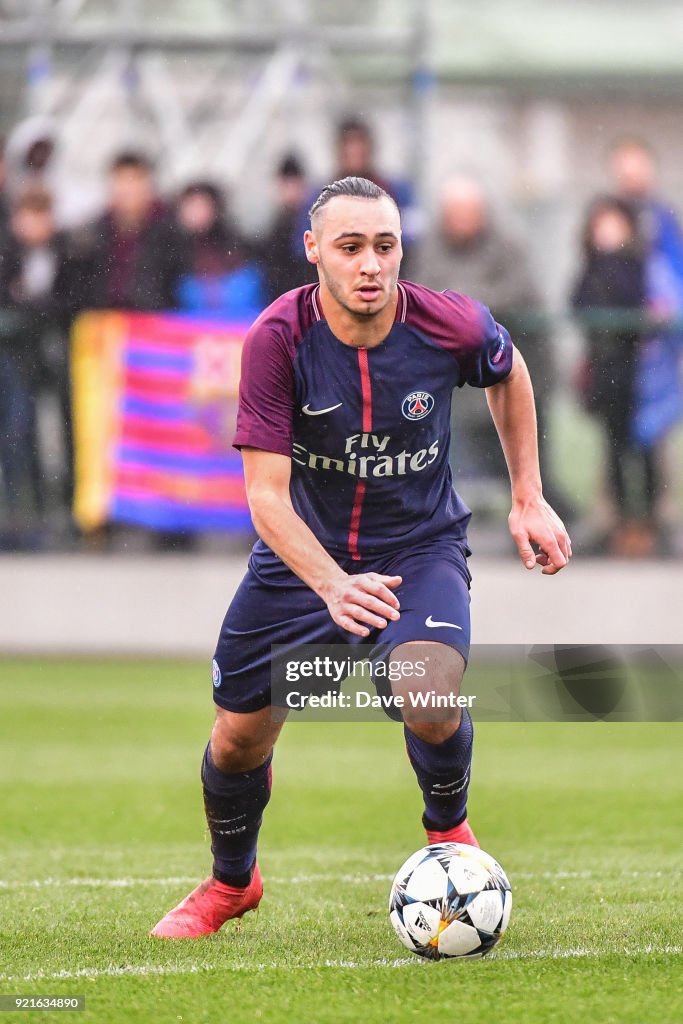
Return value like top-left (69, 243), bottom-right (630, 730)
top-left (242, 448), bottom-right (401, 637)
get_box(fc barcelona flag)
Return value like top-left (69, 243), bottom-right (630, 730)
top-left (72, 311), bottom-right (252, 533)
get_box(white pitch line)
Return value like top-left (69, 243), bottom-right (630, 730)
top-left (0, 961), bottom-right (416, 983)
top-left (497, 945), bottom-right (683, 961)
top-left (0, 874), bottom-right (396, 890)
top-left (0, 875), bottom-right (393, 890)
top-left (0, 946), bottom-right (681, 983)
top-left (0, 868), bottom-right (678, 890)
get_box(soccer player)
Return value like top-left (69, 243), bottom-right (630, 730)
top-left (150, 177), bottom-right (571, 939)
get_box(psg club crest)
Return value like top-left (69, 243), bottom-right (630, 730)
top-left (212, 659), bottom-right (222, 688)
top-left (401, 390), bottom-right (435, 421)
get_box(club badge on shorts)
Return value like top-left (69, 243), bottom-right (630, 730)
top-left (212, 659), bottom-right (222, 687)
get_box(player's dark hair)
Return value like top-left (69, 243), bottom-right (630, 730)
top-left (110, 150), bottom-right (153, 174)
top-left (308, 176), bottom-right (396, 221)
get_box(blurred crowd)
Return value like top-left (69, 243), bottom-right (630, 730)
top-left (0, 114), bottom-right (682, 556)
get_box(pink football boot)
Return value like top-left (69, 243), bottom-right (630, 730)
top-left (150, 865), bottom-right (263, 939)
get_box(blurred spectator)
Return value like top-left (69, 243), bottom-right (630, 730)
top-left (258, 155), bottom-right (316, 302)
top-left (4, 115), bottom-right (102, 229)
top-left (421, 177), bottom-right (566, 515)
top-left (5, 116), bottom-right (56, 194)
top-left (609, 139), bottom-right (683, 543)
top-left (571, 196), bottom-right (659, 556)
top-left (334, 117), bottom-right (392, 191)
top-left (174, 180), bottom-right (265, 318)
top-left (81, 151), bottom-right (185, 311)
top-left (422, 177), bottom-right (539, 317)
top-left (302, 117), bottom-right (420, 264)
top-left (610, 138), bottom-right (683, 285)
top-left (336, 117), bottom-right (420, 253)
top-left (0, 187), bottom-right (80, 542)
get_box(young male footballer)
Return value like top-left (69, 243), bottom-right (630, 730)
top-left (151, 177), bottom-right (571, 938)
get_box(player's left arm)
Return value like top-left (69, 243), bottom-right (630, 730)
top-left (485, 345), bottom-right (572, 575)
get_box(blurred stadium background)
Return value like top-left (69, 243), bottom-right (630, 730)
top-left (0, 0), bottom-right (682, 643)
top-left (4, 1), bottom-right (683, 285)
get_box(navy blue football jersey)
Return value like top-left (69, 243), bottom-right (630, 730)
top-left (234, 281), bottom-right (513, 566)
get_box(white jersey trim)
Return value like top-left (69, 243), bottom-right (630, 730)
top-left (397, 282), bottom-right (408, 323)
top-left (312, 285), bottom-right (322, 322)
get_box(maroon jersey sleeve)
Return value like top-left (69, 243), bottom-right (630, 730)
top-left (233, 285), bottom-right (318, 455)
top-left (404, 282), bottom-right (514, 387)
top-left (233, 318), bottom-right (296, 456)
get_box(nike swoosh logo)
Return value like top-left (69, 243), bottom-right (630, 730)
top-left (425, 615), bottom-right (463, 631)
top-left (302, 403), bottom-right (343, 416)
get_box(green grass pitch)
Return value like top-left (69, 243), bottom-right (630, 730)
top-left (1, 658), bottom-right (681, 1023)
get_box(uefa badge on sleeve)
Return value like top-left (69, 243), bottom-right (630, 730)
top-left (212, 659), bottom-right (222, 688)
top-left (492, 330), bottom-right (507, 364)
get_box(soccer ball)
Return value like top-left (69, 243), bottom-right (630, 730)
top-left (389, 843), bottom-right (512, 960)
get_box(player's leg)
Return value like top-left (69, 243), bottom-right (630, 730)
top-left (202, 705), bottom-right (283, 889)
top-left (151, 564), bottom-right (335, 938)
top-left (369, 536), bottom-right (479, 847)
top-left (150, 705), bottom-right (283, 939)
top-left (393, 640), bottom-right (479, 848)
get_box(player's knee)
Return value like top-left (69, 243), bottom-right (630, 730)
top-left (391, 640), bottom-right (466, 690)
top-left (210, 730), bottom-right (268, 773)
top-left (404, 714), bottom-right (462, 746)
top-left (209, 709), bottom-right (273, 773)
top-left (391, 641), bottom-right (466, 743)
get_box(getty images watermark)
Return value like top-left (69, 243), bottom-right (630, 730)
top-left (271, 645), bottom-right (473, 722)
top-left (270, 644), bottom-right (683, 723)
top-left (281, 652), bottom-right (475, 712)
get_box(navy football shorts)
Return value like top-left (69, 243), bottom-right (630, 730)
top-left (212, 532), bottom-right (472, 714)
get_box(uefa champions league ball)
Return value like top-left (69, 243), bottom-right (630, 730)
top-left (389, 843), bottom-right (512, 960)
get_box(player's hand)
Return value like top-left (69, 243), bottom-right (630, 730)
top-left (509, 495), bottom-right (572, 576)
top-left (320, 572), bottom-right (402, 637)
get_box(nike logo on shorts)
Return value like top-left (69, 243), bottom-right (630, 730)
top-left (302, 403), bottom-right (343, 416)
top-left (425, 615), bottom-right (463, 631)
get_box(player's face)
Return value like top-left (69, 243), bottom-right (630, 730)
top-left (305, 196), bottom-right (402, 319)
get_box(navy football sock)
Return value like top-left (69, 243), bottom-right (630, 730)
top-left (404, 708), bottom-right (474, 831)
top-left (201, 743), bottom-right (272, 887)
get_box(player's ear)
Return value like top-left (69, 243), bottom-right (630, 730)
top-left (304, 229), bottom-right (320, 265)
